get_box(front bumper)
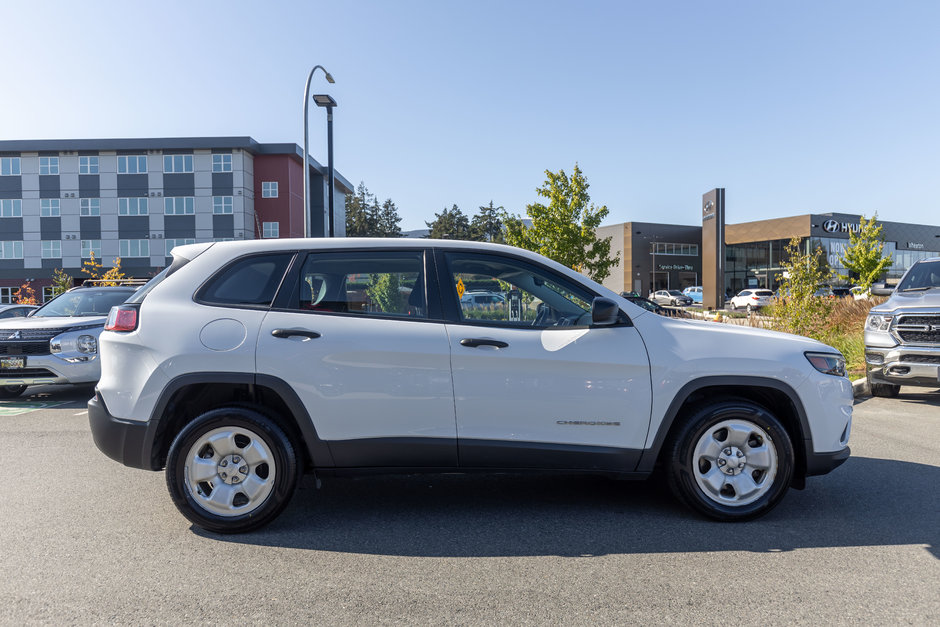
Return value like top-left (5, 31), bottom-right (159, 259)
top-left (805, 445), bottom-right (851, 476)
top-left (0, 353), bottom-right (100, 386)
top-left (865, 345), bottom-right (940, 388)
top-left (88, 391), bottom-right (156, 470)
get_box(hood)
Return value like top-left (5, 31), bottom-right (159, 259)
top-left (0, 315), bottom-right (106, 331)
top-left (872, 287), bottom-right (940, 313)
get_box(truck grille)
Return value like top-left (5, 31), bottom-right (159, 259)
top-left (895, 315), bottom-right (940, 345)
top-left (899, 354), bottom-right (940, 364)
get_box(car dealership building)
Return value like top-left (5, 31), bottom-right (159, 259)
top-left (598, 189), bottom-right (940, 309)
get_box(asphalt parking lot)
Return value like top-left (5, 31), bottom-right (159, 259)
top-left (0, 384), bottom-right (937, 624)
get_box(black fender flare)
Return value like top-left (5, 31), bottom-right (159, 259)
top-left (634, 375), bottom-right (812, 475)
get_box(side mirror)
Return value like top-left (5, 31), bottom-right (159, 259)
top-left (870, 282), bottom-right (893, 296)
top-left (591, 297), bottom-right (620, 326)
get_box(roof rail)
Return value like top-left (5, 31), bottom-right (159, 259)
top-left (80, 278), bottom-right (149, 287)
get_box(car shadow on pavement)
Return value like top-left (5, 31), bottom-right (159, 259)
top-left (200, 456), bottom-right (939, 560)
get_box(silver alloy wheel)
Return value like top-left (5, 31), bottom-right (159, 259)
top-left (183, 426), bottom-right (276, 517)
top-left (692, 419), bottom-right (778, 507)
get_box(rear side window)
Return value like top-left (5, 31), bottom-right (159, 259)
top-left (198, 253), bottom-right (293, 307)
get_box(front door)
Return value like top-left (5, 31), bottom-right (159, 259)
top-left (440, 250), bottom-right (653, 471)
top-left (256, 249), bottom-right (457, 467)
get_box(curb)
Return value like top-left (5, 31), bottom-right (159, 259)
top-left (852, 377), bottom-right (869, 398)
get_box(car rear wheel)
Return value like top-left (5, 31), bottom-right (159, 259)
top-left (0, 384), bottom-right (27, 398)
top-left (166, 406), bottom-right (299, 533)
top-left (666, 399), bottom-right (794, 521)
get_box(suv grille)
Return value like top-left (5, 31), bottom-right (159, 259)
top-left (899, 354), bottom-right (940, 364)
top-left (0, 328), bottom-right (68, 357)
top-left (895, 314), bottom-right (940, 345)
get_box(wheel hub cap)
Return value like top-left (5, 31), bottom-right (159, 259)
top-left (717, 446), bottom-right (746, 475)
top-left (217, 454), bottom-right (249, 485)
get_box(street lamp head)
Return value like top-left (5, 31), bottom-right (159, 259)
top-left (324, 71), bottom-right (335, 84)
top-left (313, 94), bottom-right (337, 108)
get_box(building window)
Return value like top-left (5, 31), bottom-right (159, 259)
top-left (39, 157), bottom-right (59, 175)
top-left (117, 155), bottom-right (147, 174)
top-left (80, 198), bottom-right (100, 216)
top-left (0, 287), bottom-right (14, 303)
top-left (164, 154), bottom-right (194, 174)
top-left (164, 197), bottom-right (195, 215)
top-left (262, 222), bottom-right (279, 238)
top-left (0, 199), bottom-right (22, 217)
top-left (212, 196), bottom-right (233, 214)
top-left (262, 181), bottom-right (278, 198)
top-left (119, 239), bottom-right (150, 258)
top-left (213, 237), bottom-right (235, 242)
top-left (119, 197), bottom-right (149, 216)
top-left (79, 156), bottom-right (99, 174)
top-left (42, 287), bottom-right (55, 302)
top-left (0, 157), bottom-right (21, 176)
top-left (0, 241), bottom-right (23, 259)
top-left (40, 199), bottom-right (61, 217)
top-left (41, 240), bottom-right (62, 259)
top-left (651, 242), bottom-right (699, 256)
top-left (212, 154), bottom-right (232, 172)
top-left (165, 238), bottom-right (195, 255)
top-left (81, 240), bottom-right (101, 258)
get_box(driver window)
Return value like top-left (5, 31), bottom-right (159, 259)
top-left (445, 252), bottom-right (593, 328)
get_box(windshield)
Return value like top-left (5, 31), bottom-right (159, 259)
top-left (33, 289), bottom-right (135, 318)
top-left (668, 290), bottom-right (683, 296)
top-left (897, 260), bottom-right (940, 291)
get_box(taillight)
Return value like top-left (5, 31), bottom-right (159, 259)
top-left (105, 305), bottom-right (139, 332)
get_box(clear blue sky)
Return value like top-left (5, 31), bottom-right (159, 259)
top-left (3, 1), bottom-right (938, 231)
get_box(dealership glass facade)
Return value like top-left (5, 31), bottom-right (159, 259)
top-left (726, 236), bottom-right (939, 295)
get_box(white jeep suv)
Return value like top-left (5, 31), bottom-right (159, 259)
top-left (89, 239), bottom-right (852, 533)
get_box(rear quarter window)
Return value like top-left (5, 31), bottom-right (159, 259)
top-left (197, 253), bottom-right (294, 307)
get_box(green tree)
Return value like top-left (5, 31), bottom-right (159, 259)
top-left (51, 268), bottom-right (73, 297)
top-left (839, 214), bottom-right (893, 290)
top-left (502, 164), bottom-right (618, 282)
top-left (470, 201), bottom-right (505, 243)
top-left (345, 182), bottom-right (402, 237)
top-left (771, 237), bottom-right (833, 339)
top-left (376, 198), bottom-right (403, 238)
top-left (367, 273), bottom-right (405, 313)
top-left (426, 204), bottom-right (472, 240)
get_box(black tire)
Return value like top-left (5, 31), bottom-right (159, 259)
top-left (665, 399), bottom-right (794, 521)
top-left (0, 384), bottom-right (27, 399)
top-left (166, 406), bottom-right (299, 533)
top-left (870, 381), bottom-right (900, 398)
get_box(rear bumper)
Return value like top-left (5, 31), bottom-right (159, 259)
top-left (805, 445), bottom-right (851, 476)
top-left (88, 391), bottom-right (155, 470)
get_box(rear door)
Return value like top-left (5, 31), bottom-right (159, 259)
top-left (256, 249), bottom-right (457, 468)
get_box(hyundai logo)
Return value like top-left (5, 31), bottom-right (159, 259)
top-left (823, 219), bottom-right (840, 233)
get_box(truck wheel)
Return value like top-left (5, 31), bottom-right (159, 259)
top-left (0, 384), bottom-right (27, 399)
top-left (166, 406), bottom-right (299, 533)
top-left (870, 382), bottom-right (900, 398)
top-left (666, 399), bottom-right (794, 521)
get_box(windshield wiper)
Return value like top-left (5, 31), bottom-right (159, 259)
top-left (900, 287), bottom-right (932, 292)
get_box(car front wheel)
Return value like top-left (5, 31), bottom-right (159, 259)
top-left (166, 406), bottom-right (299, 533)
top-left (0, 384), bottom-right (27, 398)
top-left (666, 399), bottom-right (794, 521)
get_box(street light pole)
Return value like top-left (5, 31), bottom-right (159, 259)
top-left (313, 94), bottom-right (338, 237)
top-left (302, 65), bottom-right (334, 238)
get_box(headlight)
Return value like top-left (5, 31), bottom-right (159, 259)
top-left (77, 335), bottom-right (97, 354)
top-left (805, 352), bottom-right (847, 377)
top-left (866, 313), bottom-right (893, 331)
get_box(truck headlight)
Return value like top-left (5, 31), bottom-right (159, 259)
top-left (866, 314), bottom-right (893, 331)
top-left (805, 352), bottom-right (847, 377)
top-left (77, 335), bottom-right (97, 354)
